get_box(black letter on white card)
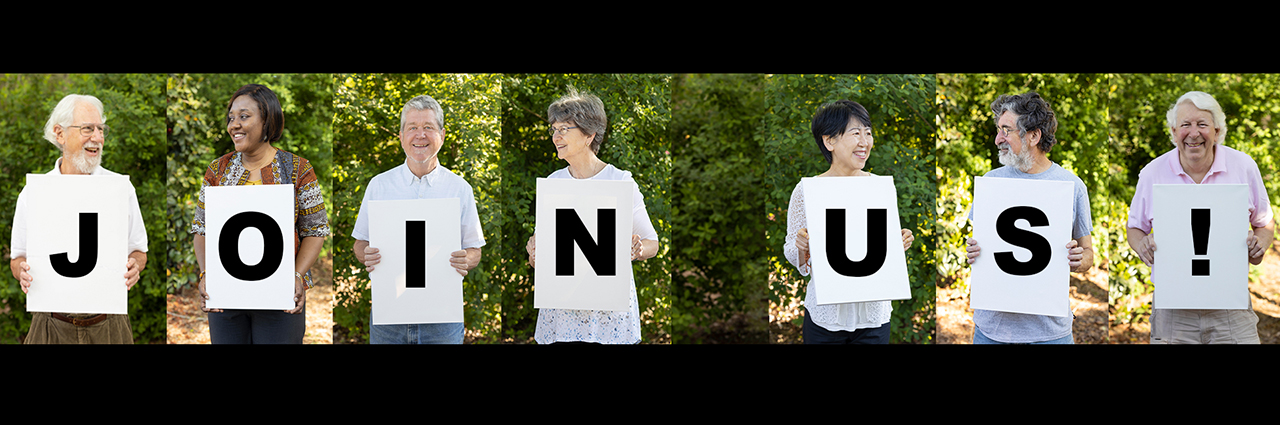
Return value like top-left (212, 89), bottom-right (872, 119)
top-left (556, 208), bottom-right (616, 276)
top-left (994, 206), bottom-right (1052, 276)
top-left (50, 212), bottom-right (98, 278)
top-left (219, 212), bottom-right (284, 281)
top-left (406, 221), bottom-right (426, 288)
top-left (827, 209), bottom-right (887, 277)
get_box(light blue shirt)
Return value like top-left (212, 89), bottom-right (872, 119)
top-left (970, 163), bottom-right (1092, 343)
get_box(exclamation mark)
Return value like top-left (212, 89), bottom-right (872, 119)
top-left (1191, 209), bottom-right (1210, 276)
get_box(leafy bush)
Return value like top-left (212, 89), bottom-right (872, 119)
top-left (764, 74), bottom-right (937, 344)
top-left (0, 74), bottom-right (166, 343)
top-left (330, 74), bottom-right (502, 343)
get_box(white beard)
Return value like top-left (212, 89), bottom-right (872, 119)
top-left (998, 139), bottom-right (1034, 172)
top-left (66, 146), bottom-right (102, 174)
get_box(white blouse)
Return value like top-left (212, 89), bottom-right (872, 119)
top-left (783, 180), bottom-right (891, 331)
top-left (534, 164), bottom-right (658, 344)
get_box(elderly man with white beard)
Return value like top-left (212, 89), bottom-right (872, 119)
top-left (8, 94), bottom-right (148, 344)
top-left (963, 92), bottom-right (1094, 344)
top-left (1125, 91), bottom-right (1272, 344)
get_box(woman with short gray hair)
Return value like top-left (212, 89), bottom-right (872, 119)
top-left (524, 87), bottom-right (660, 344)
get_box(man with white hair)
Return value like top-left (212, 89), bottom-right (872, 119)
top-left (1126, 90), bottom-right (1272, 344)
top-left (351, 94), bottom-right (485, 344)
top-left (964, 91), bottom-right (1094, 344)
top-left (8, 94), bottom-right (148, 344)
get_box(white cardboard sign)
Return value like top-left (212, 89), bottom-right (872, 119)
top-left (534, 178), bottom-right (632, 311)
top-left (1151, 184), bottom-right (1250, 309)
top-left (803, 176), bottom-right (911, 304)
top-left (368, 198), bottom-right (464, 324)
top-left (970, 176), bottom-right (1073, 317)
top-left (25, 174), bottom-right (130, 314)
top-left (205, 184), bottom-right (295, 310)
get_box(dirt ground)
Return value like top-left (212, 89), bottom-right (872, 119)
top-left (166, 255), bottom-right (333, 344)
top-left (1109, 244), bottom-right (1280, 344)
top-left (940, 244), bottom-right (1280, 345)
top-left (937, 262), bottom-right (1109, 344)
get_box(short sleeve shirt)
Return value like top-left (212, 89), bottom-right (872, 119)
top-left (10, 158), bottom-right (148, 260)
top-left (351, 162), bottom-right (486, 250)
top-left (534, 164), bottom-right (656, 344)
top-left (970, 163), bottom-right (1092, 343)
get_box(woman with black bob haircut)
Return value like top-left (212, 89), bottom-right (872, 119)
top-left (524, 86), bottom-right (660, 344)
top-left (783, 99), bottom-right (914, 344)
top-left (190, 83), bottom-right (330, 344)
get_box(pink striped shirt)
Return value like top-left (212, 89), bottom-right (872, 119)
top-left (1127, 144), bottom-right (1272, 233)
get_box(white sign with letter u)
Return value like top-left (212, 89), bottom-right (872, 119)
top-left (534, 178), bottom-right (632, 311)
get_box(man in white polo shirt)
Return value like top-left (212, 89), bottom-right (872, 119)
top-left (9, 93), bottom-right (148, 344)
top-left (351, 94), bottom-right (485, 344)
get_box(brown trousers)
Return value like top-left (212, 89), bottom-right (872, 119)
top-left (23, 312), bottom-right (134, 344)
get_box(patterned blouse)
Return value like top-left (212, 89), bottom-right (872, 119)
top-left (190, 149), bottom-right (330, 288)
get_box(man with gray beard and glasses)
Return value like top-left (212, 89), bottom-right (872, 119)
top-left (963, 92), bottom-right (1094, 344)
top-left (8, 94), bottom-right (148, 344)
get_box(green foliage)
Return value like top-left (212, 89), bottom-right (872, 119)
top-left (937, 74), bottom-right (1113, 323)
top-left (165, 73), bottom-right (335, 301)
top-left (764, 74), bottom-right (938, 344)
top-left (501, 74), bottom-right (672, 343)
top-left (0, 74), bottom-right (167, 343)
top-left (669, 74), bottom-right (769, 343)
top-left (330, 74), bottom-right (503, 343)
top-left (1104, 74), bottom-right (1280, 323)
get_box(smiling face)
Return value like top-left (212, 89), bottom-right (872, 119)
top-left (401, 108), bottom-right (444, 173)
top-left (822, 117), bottom-right (874, 172)
top-left (551, 120), bottom-right (594, 162)
top-left (227, 95), bottom-right (265, 153)
top-left (1172, 103), bottom-right (1219, 167)
top-left (56, 101), bottom-right (105, 175)
top-left (995, 111), bottom-right (1037, 171)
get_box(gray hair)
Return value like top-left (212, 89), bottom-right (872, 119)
top-left (547, 86), bottom-right (607, 153)
top-left (43, 94), bottom-right (104, 151)
top-left (1165, 91), bottom-right (1227, 147)
top-left (401, 94), bottom-right (445, 131)
top-left (990, 92), bottom-right (1058, 154)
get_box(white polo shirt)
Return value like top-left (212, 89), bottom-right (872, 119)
top-left (10, 158), bottom-right (149, 260)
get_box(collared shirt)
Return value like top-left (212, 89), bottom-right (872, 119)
top-left (1127, 144), bottom-right (1272, 234)
top-left (352, 162), bottom-right (485, 250)
top-left (10, 158), bottom-right (149, 260)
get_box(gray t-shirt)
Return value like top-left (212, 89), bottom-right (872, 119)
top-left (969, 163), bottom-right (1093, 343)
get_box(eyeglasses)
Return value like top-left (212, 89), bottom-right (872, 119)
top-left (403, 125), bottom-right (440, 136)
top-left (548, 125), bottom-right (579, 137)
top-left (67, 124), bottom-right (109, 137)
top-left (997, 126), bottom-right (1018, 137)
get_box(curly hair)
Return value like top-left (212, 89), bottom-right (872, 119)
top-left (991, 92), bottom-right (1058, 153)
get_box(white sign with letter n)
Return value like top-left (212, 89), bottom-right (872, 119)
top-left (534, 178), bottom-right (632, 311)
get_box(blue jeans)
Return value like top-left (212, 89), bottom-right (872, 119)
top-left (370, 321), bottom-right (464, 344)
top-left (972, 326), bottom-right (1073, 344)
top-left (802, 312), bottom-right (891, 344)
